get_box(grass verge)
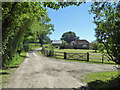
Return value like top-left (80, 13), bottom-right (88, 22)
top-left (1, 51), bottom-right (27, 87)
top-left (1, 44), bottom-right (41, 87)
top-left (83, 70), bottom-right (120, 89)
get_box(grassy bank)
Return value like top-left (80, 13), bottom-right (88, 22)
top-left (84, 70), bottom-right (120, 89)
top-left (1, 51), bottom-right (27, 87)
top-left (1, 44), bottom-right (41, 87)
top-left (39, 48), bottom-right (116, 65)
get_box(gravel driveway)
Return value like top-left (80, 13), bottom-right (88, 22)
top-left (4, 49), bottom-right (115, 88)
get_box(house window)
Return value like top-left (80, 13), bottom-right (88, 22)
top-left (83, 44), bottom-right (87, 47)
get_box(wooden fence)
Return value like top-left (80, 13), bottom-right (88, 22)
top-left (41, 49), bottom-right (89, 61)
top-left (41, 48), bottom-right (111, 63)
top-left (89, 54), bottom-right (110, 63)
top-left (41, 49), bottom-right (54, 57)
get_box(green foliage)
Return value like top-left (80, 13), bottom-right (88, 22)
top-left (98, 43), bottom-right (105, 53)
top-left (43, 44), bottom-right (49, 48)
top-left (90, 41), bottom-right (98, 52)
top-left (42, 2), bottom-right (82, 10)
top-left (2, 51), bottom-right (27, 69)
top-left (54, 45), bottom-right (60, 49)
top-left (2, 2), bottom-right (83, 68)
top-left (43, 36), bottom-right (51, 44)
top-left (60, 40), bottom-right (67, 49)
top-left (89, 2), bottom-right (120, 64)
top-left (48, 44), bottom-right (54, 51)
top-left (1, 51), bottom-right (27, 87)
top-left (38, 34), bottom-right (51, 46)
top-left (84, 71), bottom-right (119, 89)
top-left (60, 31), bottom-right (79, 43)
top-left (2, 2), bottom-right (54, 68)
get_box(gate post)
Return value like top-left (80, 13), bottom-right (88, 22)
top-left (87, 52), bottom-right (89, 62)
top-left (46, 50), bottom-right (48, 56)
top-left (102, 54), bottom-right (104, 63)
top-left (64, 52), bottom-right (66, 59)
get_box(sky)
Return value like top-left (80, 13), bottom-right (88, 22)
top-left (47, 2), bottom-right (96, 43)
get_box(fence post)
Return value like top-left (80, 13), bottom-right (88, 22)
top-left (64, 52), bottom-right (66, 59)
top-left (47, 50), bottom-right (48, 56)
top-left (45, 50), bottom-right (47, 56)
top-left (87, 52), bottom-right (89, 62)
top-left (52, 51), bottom-right (54, 57)
top-left (102, 54), bottom-right (104, 63)
top-left (49, 50), bottom-right (51, 57)
top-left (44, 50), bottom-right (46, 56)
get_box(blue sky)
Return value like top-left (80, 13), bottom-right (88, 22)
top-left (47, 2), bottom-right (96, 43)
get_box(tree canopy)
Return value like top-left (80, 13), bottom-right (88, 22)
top-left (89, 2), bottom-right (120, 64)
top-left (61, 31), bottom-right (79, 43)
top-left (2, 2), bottom-right (54, 68)
top-left (2, 2), bottom-right (82, 68)
top-left (90, 41), bottom-right (98, 52)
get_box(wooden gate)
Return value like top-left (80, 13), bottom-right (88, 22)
top-left (66, 53), bottom-right (89, 61)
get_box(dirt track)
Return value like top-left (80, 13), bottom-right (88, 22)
top-left (4, 49), bottom-right (115, 88)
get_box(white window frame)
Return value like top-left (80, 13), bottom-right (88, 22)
top-left (83, 44), bottom-right (87, 47)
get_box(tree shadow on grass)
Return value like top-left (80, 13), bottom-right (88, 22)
top-left (73, 75), bottom-right (120, 90)
top-left (7, 65), bottom-right (19, 69)
top-left (0, 72), bottom-right (9, 75)
top-left (89, 60), bottom-right (115, 65)
top-left (53, 56), bottom-right (64, 60)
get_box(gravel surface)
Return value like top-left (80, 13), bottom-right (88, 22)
top-left (4, 49), bottom-right (115, 88)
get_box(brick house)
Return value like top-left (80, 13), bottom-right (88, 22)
top-left (52, 39), bottom-right (89, 49)
top-left (64, 40), bottom-right (89, 49)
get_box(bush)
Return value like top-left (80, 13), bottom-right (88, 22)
top-left (60, 40), bottom-right (67, 49)
top-left (23, 44), bottom-right (32, 51)
top-left (90, 42), bottom-right (98, 52)
top-left (98, 43), bottom-right (105, 53)
top-left (43, 44), bottom-right (49, 48)
top-left (48, 44), bottom-right (54, 51)
top-left (54, 45), bottom-right (59, 49)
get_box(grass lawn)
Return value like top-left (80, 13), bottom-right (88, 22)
top-left (29, 43), bottom-right (41, 50)
top-left (30, 46), bottom-right (41, 50)
top-left (40, 48), bottom-right (116, 65)
top-left (84, 70), bottom-right (120, 89)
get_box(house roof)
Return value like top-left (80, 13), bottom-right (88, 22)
top-left (52, 40), bottom-right (62, 44)
top-left (71, 40), bottom-right (89, 44)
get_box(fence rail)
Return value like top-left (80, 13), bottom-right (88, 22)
top-left (54, 51), bottom-right (64, 53)
top-left (66, 53), bottom-right (88, 61)
top-left (41, 48), bottom-right (112, 63)
top-left (54, 54), bottom-right (63, 56)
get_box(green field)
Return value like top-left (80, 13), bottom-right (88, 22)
top-left (40, 48), bottom-right (116, 65)
top-left (84, 70), bottom-right (120, 89)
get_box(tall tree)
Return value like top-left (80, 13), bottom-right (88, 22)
top-left (2, 2), bottom-right (54, 67)
top-left (2, 2), bottom-right (82, 68)
top-left (89, 2), bottom-right (120, 64)
top-left (61, 31), bottom-right (79, 43)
